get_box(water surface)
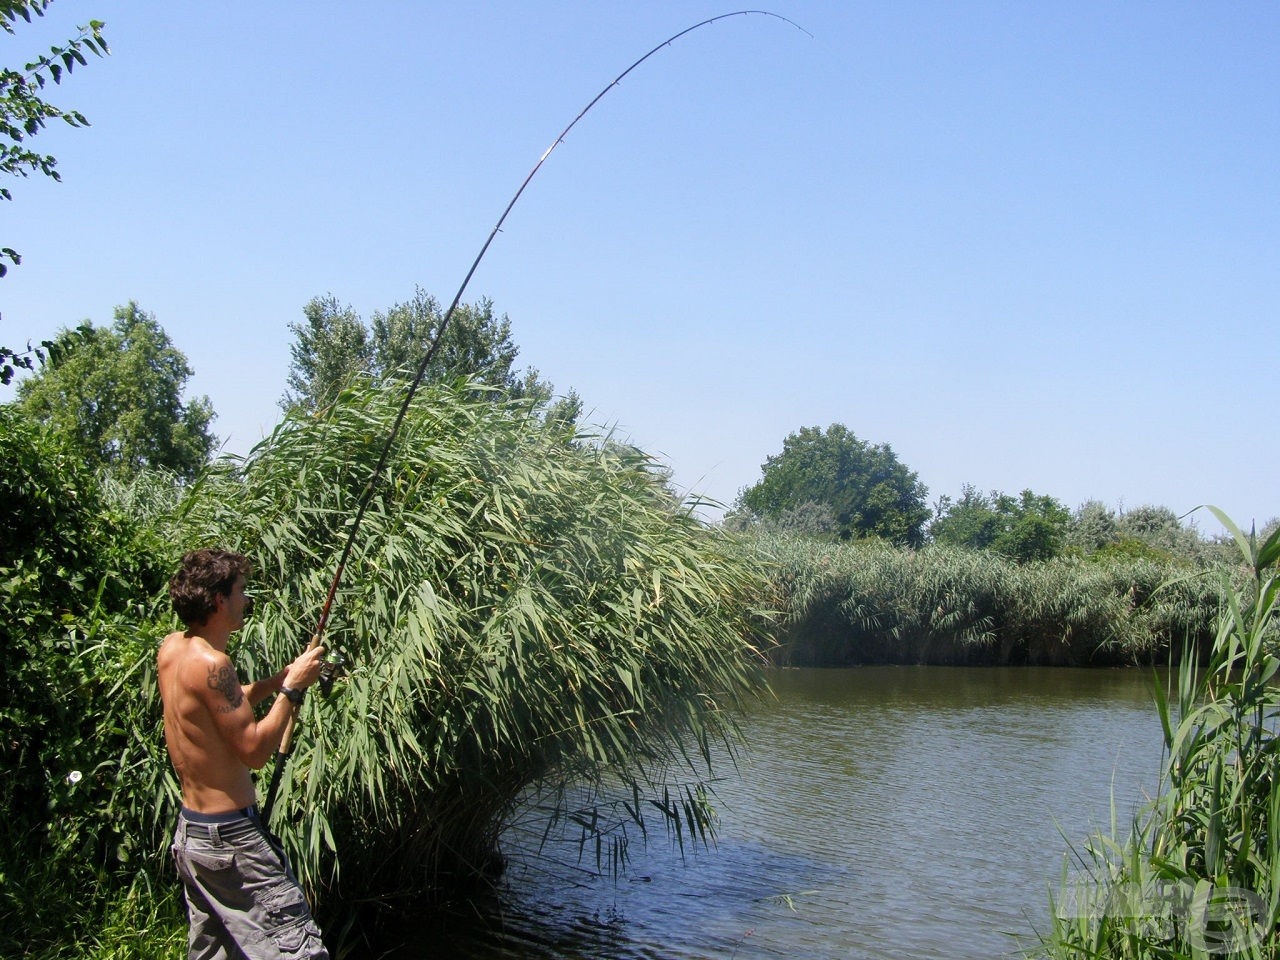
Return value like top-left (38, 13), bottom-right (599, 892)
top-left (401, 666), bottom-right (1166, 959)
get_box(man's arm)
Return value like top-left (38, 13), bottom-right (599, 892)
top-left (197, 648), bottom-right (325, 770)
top-left (243, 667), bottom-right (288, 707)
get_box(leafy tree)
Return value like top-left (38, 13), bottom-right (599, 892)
top-left (1064, 499), bottom-right (1119, 553)
top-left (1, 0), bottom-right (108, 278)
top-left (931, 485), bottom-right (1070, 562)
top-left (280, 294), bottom-right (369, 412)
top-left (13, 302), bottom-right (217, 478)
top-left (370, 288), bottom-right (520, 390)
top-left (998, 489), bottom-right (1071, 562)
top-left (282, 287), bottom-right (580, 424)
top-left (735, 424), bottom-right (930, 546)
top-left (928, 485), bottom-right (1004, 551)
top-left (1115, 504), bottom-right (1203, 559)
top-left (1061, 500), bottom-right (1210, 564)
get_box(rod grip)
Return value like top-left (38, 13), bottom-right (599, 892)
top-left (278, 707), bottom-right (299, 755)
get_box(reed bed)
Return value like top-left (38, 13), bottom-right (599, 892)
top-left (1037, 513), bottom-right (1280, 958)
top-left (740, 532), bottom-right (1227, 666)
top-left (163, 379), bottom-right (770, 933)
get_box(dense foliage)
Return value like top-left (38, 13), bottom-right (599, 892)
top-left (930, 484), bottom-right (1071, 562)
top-left (0, 380), bottom-right (770, 955)
top-left (281, 288), bottom-right (581, 426)
top-left (0, 404), bottom-right (182, 956)
top-left (173, 381), bottom-right (768, 932)
top-left (1039, 513), bottom-right (1280, 958)
top-left (733, 423), bottom-right (930, 546)
top-left (740, 531), bottom-right (1226, 666)
top-left (14, 302), bottom-right (217, 478)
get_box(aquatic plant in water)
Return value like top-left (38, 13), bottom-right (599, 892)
top-left (741, 531), bottom-right (1224, 666)
top-left (1039, 508), bottom-right (1280, 959)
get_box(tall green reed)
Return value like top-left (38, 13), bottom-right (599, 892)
top-left (1038, 509), bottom-right (1280, 958)
top-left (170, 380), bottom-right (770, 930)
top-left (740, 531), bottom-right (1224, 666)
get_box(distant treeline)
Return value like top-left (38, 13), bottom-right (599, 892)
top-left (727, 429), bottom-right (1270, 666)
top-left (737, 532), bottom-right (1243, 667)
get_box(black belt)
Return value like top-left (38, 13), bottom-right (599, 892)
top-left (179, 806), bottom-right (263, 841)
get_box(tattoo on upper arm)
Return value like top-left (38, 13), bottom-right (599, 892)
top-left (207, 664), bottom-right (244, 713)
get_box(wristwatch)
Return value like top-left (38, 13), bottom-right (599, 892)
top-left (280, 685), bottom-right (305, 706)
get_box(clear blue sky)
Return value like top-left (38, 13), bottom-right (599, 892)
top-left (4, 2), bottom-right (1276, 532)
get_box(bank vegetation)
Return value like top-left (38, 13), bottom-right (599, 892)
top-left (741, 532), bottom-right (1233, 667)
top-left (0, 382), bottom-right (770, 957)
top-left (1038, 514), bottom-right (1280, 958)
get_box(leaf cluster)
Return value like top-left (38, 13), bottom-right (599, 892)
top-left (0, 318), bottom-right (91, 383)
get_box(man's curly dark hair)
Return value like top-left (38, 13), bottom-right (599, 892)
top-left (169, 548), bottom-right (251, 627)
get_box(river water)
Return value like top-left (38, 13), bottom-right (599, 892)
top-left (399, 666), bottom-right (1168, 959)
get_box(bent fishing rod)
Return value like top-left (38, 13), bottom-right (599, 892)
top-left (261, 9), bottom-right (808, 822)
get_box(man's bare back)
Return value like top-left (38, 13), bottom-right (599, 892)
top-left (158, 569), bottom-right (324, 813)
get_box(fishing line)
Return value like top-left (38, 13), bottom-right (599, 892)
top-left (262, 9), bottom-right (809, 822)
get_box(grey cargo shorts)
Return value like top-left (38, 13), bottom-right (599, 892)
top-left (172, 806), bottom-right (328, 960)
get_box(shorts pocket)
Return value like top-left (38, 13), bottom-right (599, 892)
top-left (262, 885), bottom-right (323, 957)
top-left (182, 847), bottom-right (237, 872)
top-left (262, 881), bottom-right (310, 925)
top-left (268, 918), bottom-right (317, 958)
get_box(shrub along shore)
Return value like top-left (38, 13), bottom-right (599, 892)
top-left (739, 531), bottom-right (1235, 667)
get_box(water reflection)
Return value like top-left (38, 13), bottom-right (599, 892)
top-left (394, 667), bottom-right (1167, 959)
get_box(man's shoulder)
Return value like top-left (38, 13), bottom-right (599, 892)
top-left (159, 632), bottom-right (229, 685)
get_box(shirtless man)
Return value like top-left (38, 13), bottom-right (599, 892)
top-left (159, 548), bottom-right (328, 960)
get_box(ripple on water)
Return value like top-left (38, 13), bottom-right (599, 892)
top-left (392, 667), bottom-right (1165, 960)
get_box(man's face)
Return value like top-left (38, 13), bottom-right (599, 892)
top-left (220, 575), bottom-right (249, 630)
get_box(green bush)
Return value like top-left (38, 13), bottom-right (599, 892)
top-left (0, 406), bottom-right (178, 954)
top-left (1088, 537), bottom-right (1179, 565)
